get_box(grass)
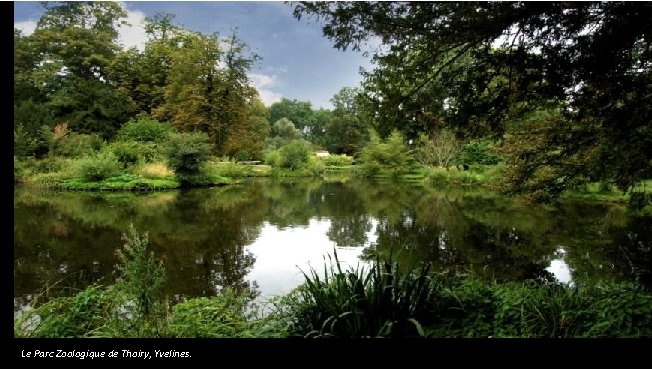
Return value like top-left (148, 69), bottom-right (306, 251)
top-left (271, 253), bottom-right (652, 338)
top-left (56, 174), bottom-right (181, 191)
top-left (132, 162), bottom-right (174, 179)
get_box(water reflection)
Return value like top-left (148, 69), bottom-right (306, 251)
top-left (546, 247), bottom-right (573, 285)
top-left (14, 179), bottom-right (652, 311)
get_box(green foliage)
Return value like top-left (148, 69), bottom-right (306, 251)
top-left (278, 140), bottom-right (313, 170)
top-left (54, 133), bottom-right (104, 158)
top-left (359, 131), bottom-right (413, 178)
top-left (115, 225), bottom-right (166, 321)
top-left (57, 175), bottom-right (180, 191)
top-left (293, 2), bottom-right (652, 199)
top-left (272, 118), bottom-right (303, 141)
top-left (269, 98), bottom-right (315, 132)
top-left (264, 149), bottom-right (283, 167)
top-left (628, 191), bottom-right (651, 214)
top-left (164, 132), bottom-right (212, 184)
top-left (165, 290), bottom-right (257, 338)
top-left (116, 117), bottom-right (175, 143)
top-left (14, 156), bottom-right (26, 183)
top-left (14, 284), bottom-right (122, 338)
top-left (277, 253), bottom-right (434, 338)
top-left (107, 140), bottom-right (158, 167)
top-left (321, 154), bottom-right (354, 167)
top-left (77, 151), bottom-right (122, 181)
top-left (14, 124), bottom-right (40, 157)
top-left (458, 140), bottom-right (502, 166)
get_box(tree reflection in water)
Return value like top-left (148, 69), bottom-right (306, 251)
top-left (14, 179), bottom-right (651, 311)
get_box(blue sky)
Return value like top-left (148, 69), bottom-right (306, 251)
top-left (13, 1), bottom-right (374, 109)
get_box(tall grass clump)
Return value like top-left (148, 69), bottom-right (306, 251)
top-left (276, 252), bottom-right (435, 338)
top-left (14, 284), bottom-right (124, 338)
top-left (114, 225), bottom-right (166, 323)
top-left (165, 289), bottom-right (261, 338)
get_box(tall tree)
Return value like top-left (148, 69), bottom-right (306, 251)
top-left (293, 2), bottom-right (652, 197)
top-left (153, 30), bottom-right (266, 156)
top-left (325, 87), bottom-right (369, 155)
top-left (23, 1), bottom-right (136, 139)
top-left (268, 98), bottom-right (316, 136)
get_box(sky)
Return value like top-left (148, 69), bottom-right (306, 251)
top-left (13, 1), bottom-right (375, 109)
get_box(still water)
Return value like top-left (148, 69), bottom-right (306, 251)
top-left (14, 178), bottom-right (651, 311)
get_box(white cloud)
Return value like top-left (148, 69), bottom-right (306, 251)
top-left (249, 72), bottom-right (283, 105)
top-left (117, 4), bottom-right (148, 51)
top-left (14, 20), bottom-right (37, 36)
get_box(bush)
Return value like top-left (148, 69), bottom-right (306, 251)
top-left (14, 156), bottom-right (26, 183)
top-left (321, 154), bottom-right (354, 166)
top-left (77, 151), bottom-right (122, 181)
top-left (107, 140), bottom-right (158, 168)
top-left (417, 130), bottom-right (462, 168)
top-left (14, 124), bottom-right (40, 157)
top-left (53, 133), bottom-right (104, 158)
top-left (264, 149), bottom-right (283, 167)
top-left (359, 131), bottom-right (413, 177)
top-left (458, 140), bottom-right (502, 166)
top-left (278, 140), bottom-right (312, 170)
top-left (164, 132), bottom-right (213, 184)
top-left (117, 117), bottom-right (175, 143)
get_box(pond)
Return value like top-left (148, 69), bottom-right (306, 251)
top-left (14, 178), bottom-right (651, 312)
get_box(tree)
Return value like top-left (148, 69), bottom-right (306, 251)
top-left (269, 98), bottom-right (315, 135)
top-left (293, 2), bottom-right (652, 198)
top-left (324, 87), bottom-right (370, 155)
top-left (359, 131), bottom-right (413, 177)
top-left (154, 30), bottom-right (265, 156)
top-left (17, 2), bottom-right (136, 139)
top-left (271, 118), bottom-right (302, 141)
top-left (417, 130), bottom-right (462, 169)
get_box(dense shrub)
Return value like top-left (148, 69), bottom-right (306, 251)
top-left (14, 156), bottom-right (26, 183)
top-left (107, 140), bottom-right (158, 168)
top-left (164, 132), bottom-right (212, 184)
top-left (458, 140), bottom-right (502, 166)
top-left (279, 140), bottom-right (312, 170)
top-left (359, 131), bottom-right (413, 177)
top-left (264, 149), bottom-right (283, 167)
top-left (53, 133), bottom-right (104, 158)
top-left (14, 124), bottom-right (40, 157)
top-left (321, 154), bottom-right (354, 166)
top-left (77, 151), bottom-right (122, 181)
top-left (117, 117), bottom-right (175, 143)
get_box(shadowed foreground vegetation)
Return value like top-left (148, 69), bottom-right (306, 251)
top-left (14, 227), bottom-right (652, 338)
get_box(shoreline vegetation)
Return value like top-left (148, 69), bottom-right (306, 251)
top-left (14, 226), bottom-right (652, 338)
top-left (14, 153), bottom-right (652, 213)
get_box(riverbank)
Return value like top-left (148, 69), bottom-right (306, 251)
top-left (15, 156), bottom-right (652, 215)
